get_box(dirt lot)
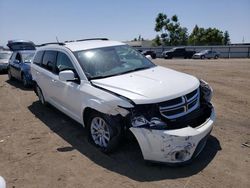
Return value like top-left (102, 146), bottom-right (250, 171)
top-left (0, 58), bottom-right (249, 188)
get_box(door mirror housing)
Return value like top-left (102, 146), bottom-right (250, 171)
top-left (145, 55), bottom-right (152, 60)
top-left (59, 70), bottom-right (76, 82)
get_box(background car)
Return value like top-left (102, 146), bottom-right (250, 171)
top-left (0, 51), bottom-right (12, 72)
top-left (162, 47), bottom-right (196, 59)
top-left (141, 50), bottom-right (156, 59)
top-left (193, 50), bottom-right (220, 59)
top-left (7, 40), bottom-right (36, 87)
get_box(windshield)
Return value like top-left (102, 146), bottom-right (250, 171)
top-left (0, 53), bottom-right (12, 60)
top-left (74, 45), bottom-right (156, 80)
top-left (21, 51), bottom-right (35, 62)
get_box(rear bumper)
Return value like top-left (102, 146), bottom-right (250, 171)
top-left (0, 63), bottom-right (8, 71)
top-left (130, 107), bottom-right (215, 164)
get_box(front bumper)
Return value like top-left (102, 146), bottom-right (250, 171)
top-left (130, 107), bottom-right (215, 164)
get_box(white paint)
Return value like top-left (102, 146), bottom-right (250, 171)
top-left (92, 66), bottom-right (199, 104)
top-left (0, 176), bottom-right (6, 188)
top-left (130, 108), bottom-right (215, 163)
top-left (31, 39), bottom-right (216, 163)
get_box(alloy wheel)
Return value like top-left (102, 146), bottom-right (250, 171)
top-left (90, 117), bottom-right (111, 148)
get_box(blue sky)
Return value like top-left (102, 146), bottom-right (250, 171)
top-left (0, 0), bottom-right (249, 46)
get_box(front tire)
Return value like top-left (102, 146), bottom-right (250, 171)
top-left (8, 69), bottom-right (13, 80)
top-left (88, 112), bottom-right (122, 153)
top-left (201, 55), bottom-right (205, 59)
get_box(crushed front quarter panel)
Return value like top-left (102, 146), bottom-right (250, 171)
top-left (130, 108), bottom-right (215, 164)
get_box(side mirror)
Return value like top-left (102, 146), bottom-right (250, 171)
top-left (145, 55), bottom-right (152, 60)
top-left (59, 70), bottom-right (76, 82)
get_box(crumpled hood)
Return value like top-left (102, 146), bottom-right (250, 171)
top-left (91, 66), bottom-right (200, 104)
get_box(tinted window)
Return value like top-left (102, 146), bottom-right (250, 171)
top-left (15, 53), bottom-right (22, 62)
top-left (55, 52), bottom-right (75, 74)
top-left (42, 51), bottom-right (57, 72)
top-left (33, 51), bottom-right (44, 65)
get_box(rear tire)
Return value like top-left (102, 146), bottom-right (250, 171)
top-left (214, 55), bottom-right (218, 59)
top-left (87, 112), bottom-right (122, 153)
top-left (36, 85), bottom-right (47, 106)
top-left (201, 55), bottom-right (205, 59)
top-left (21, 74), bottom-right (29, 88)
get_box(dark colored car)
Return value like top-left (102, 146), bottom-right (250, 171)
top-left (162, 47), bottom-right (196, 59)
top-left (142, 50), bottom-right (157, 59)
top-left (7, 40), bottom-right (36, 87)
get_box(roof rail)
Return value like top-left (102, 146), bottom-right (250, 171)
top-left (64, 38), bottom-right (109, 43)
top-left (37, 42), bottom-right (65, 47)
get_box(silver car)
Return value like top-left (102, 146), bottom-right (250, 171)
top-left (193, 50), bottom-right (220, 59)
top-left (0, 51), bottom-right (12, 72)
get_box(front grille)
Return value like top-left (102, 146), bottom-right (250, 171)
top-left (159, 88), bottom-right (200, 119)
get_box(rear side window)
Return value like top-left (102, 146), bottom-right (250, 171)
top-left (55, 52), bottom-right (75, 74)
top-left (33, 51), bottom-right (44, 66)
top-left (42, 51), bottom-right (57, 72)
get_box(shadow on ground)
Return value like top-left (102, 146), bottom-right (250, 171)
top-left (5, 79), bottom-right (32, 91)
top-left (28, 101), bottom-right (221, 182)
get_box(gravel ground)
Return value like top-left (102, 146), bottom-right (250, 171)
top-left (0, 58), bottom-right (249, 188)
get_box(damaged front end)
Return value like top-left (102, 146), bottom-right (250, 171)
top-left (124, 81), bottom-right (215, 164)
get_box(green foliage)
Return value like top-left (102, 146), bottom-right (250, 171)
top-left (223, 31), bottom-right (230, 45)
top-left (154, 13), bottom-right (231, 46)
top-left (154, 13), bottom-right (188, 46)
top-left (152, 35), bottom-right (162, 46)
top-left (188, 25), bottom-right (225, 45)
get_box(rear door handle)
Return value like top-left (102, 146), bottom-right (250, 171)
top-left (51, 79), bottom-right (57, 83)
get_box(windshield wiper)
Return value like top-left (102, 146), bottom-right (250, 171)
top-left (90, 66), bottom-right (154, 80)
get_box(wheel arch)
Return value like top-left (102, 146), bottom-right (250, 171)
top-left (82, 107), bottom-right (98, 128)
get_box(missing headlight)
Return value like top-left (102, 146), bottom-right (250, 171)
top-left (200, 79), bottom-right (213, 102)
top-left (131, 115), bottom-right (167, 128)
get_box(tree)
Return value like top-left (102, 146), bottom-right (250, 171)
top-left (154, 13), bottom-right (188, 46)
top-left (188, 26), bottom-right (224, 45)
top-left (223, 31), bottom-right (230, 45)
top-left (152, 35), bottom-right (162, 46)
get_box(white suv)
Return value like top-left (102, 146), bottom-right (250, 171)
top-left (31, 38), bottom-right (215, 164)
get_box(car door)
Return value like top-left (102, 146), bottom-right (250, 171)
top-left (49, 51), bottom-right (83, 122)
top-left (38, 51), bottom-right (58, 103)
top-left (10, 52), bottom-right (22, 79)
top-left (207, 50), bottom-right (213, 58)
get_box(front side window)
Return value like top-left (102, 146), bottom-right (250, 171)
top-left (55, 52), bottom-right (75, 74)
top-left (74, 45), bottom-right (155, 80)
